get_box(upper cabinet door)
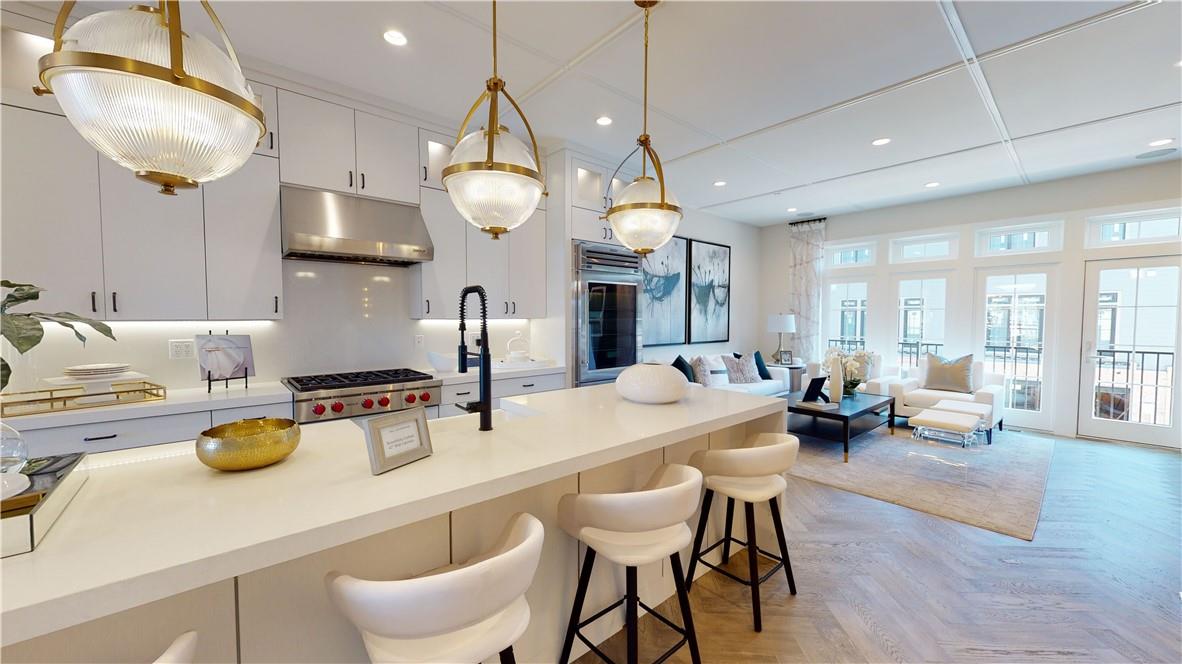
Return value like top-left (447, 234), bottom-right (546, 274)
top-left (571, 206), bottom-right (621, 246)
top-left (509, 209), bottom-right (546, 319)
top-left (419, 128), bottom-right (454, 192)
top-left (466, 224), bottom-right (511, 319)
top-left (203, 155), bottom-right (282, 320)
top-left (99, 159), bottom-right (207, 320)
top-left (571, 159), bottom-right (610, 212)
top-left (249, 81), bottom-right (279, 158)
top-left (1, 106), bottom-right (106, 318)
top-left (277, 90), bottom-right (356, 194)
top-left (417, 189), bottom-right (467, 319)
top-left (354, 111), bottom-right (418, 205)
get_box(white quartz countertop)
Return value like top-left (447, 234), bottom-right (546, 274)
top-left (0, 384), bottom-right (782, 645)
top-left (428, 363), bottom-right (565, 385)
top-left (5, 382), bottom-right (294, 431)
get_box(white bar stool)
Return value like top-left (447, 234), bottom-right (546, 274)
top-left (154, 631), bottom-right (197, 664)
top-left (557, 464), bottom-right (703, 664)
top-left (326, 512), bottom-right (544, 664)
top-left (686, 433), bottom-right (800, 632)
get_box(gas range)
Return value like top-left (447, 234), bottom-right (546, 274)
top-left (282, 369), bottom-right (441, 423)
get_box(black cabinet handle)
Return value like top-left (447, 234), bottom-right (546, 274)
top-left (522, 383), bottom-right (535, 388)
top-left (504, 301), bottom-right (509, 315)
top-left (425, 299), bottom-right (430, 315)
top-left (274, 295), bottom-right (279, 314)
top-left (361, 173), bottom-right (366, 189)
top-left (511, 301), bottom-right (516, 315)
top-left (111, 292), bottom-right (118, 313)
top-left (83, 433), bottom-right (117, 442)
top-left (608, 228), bottom-right (614, 240)
top-left (245, 416), bottom-right (266, 420)
top-left (268, 131), bottom-right (274, 150)
top-left (91, 291), bottom-right (97, 313)
top-left (423, 166), bottom-right (428, 181)
top-left (348, 170), bottom-right (353, 188)
top-left (603, 195), bottom-right (608, 209)
top-left (455, 390), bottom-right (471, 396)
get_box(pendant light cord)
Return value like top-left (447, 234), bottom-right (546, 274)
top-left (641, 5), bottom-right (650, 176)
top-left (491, 0), bottom-right (499, 79)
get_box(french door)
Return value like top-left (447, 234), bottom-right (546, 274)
top-left (1077, 256), bottom-right (1181, 447)
top-left (974, 268), bottom-right (1054, 430)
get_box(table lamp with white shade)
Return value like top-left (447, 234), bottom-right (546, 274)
top-left (768, 313), bottom-right (797, 365)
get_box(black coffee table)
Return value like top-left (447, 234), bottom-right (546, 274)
top-left (780, 391), bottom-right (895, 462)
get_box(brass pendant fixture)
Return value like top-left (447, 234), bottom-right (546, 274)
top-left (442, 0), bottom-right (546, 239)
top-left (35, 1), bottom-right (265, 195)
top-left (604, 0), bottom-right (682, 255)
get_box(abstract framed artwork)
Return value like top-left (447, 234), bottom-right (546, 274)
top-left (688, 239), bottom-right (731, 343)
top-left (640, 236), bottom-right (688, 346)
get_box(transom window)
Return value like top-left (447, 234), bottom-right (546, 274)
top-left (976, 221), bottom-right (1063, 257)
top-left (825, 242), bottom-right (875, 268)
top-left (890, 234), bottom-right (957, 263)
top-left (1087, 209), bottom-right (1181, 248)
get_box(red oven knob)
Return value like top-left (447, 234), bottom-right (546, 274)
top-left (405, 392), bottom-right (417, 404)
top-left (420, 392), bottom-right (431, 402)
top-left (331, 401), bottom-right (345, 413)
top-left (378, 396), bottom-right (391, 407)
top-left (361, 398), bottom-right (374, 409)
top-left (311, 403), bottom-right (326, 416)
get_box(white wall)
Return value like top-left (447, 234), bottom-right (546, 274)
top-left (760, 160), bottom-right (1182, 438)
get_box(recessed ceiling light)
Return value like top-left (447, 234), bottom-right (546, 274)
top-left (713, 180), bottom-right (727, 187)
top-left (786, 207), bottom-right (797, 213)
top-left (924, 181), bottom-right (940, 188)
top-left (596, 116), bottom-right (612, 126)
top-left (1148, 138), bottom-right (1175, 147)
top-left (383, 30), bottom-right (408, 46)
top-left (871, 137), bottom-right (892, 146)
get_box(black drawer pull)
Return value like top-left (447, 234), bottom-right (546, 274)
top-left (91, 291), bottom-right (97, 313)
top-left (274, 295), bottom-right (279, 313)
top-left (455, 391), bottom-right (471, 396)
top-left (361, 172), bottom-right (366, 189)
top-left (521, 383), bottom-right (535, 388)
top-left (112, 291), bottom-right (118, 313)
top-left (423, 165), bottom-right (428, 181)
top-left (83, 433), bottom-right (117, 442)
top-left (268, 131), bottom-right (274, 150)
top-left (245, 416), bottom-right (266, 420)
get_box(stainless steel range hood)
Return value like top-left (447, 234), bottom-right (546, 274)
top-left (281, 186), bottom-right (433, 266)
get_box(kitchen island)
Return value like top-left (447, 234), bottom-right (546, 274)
top-left (1, 384), bottom-right (786, 663)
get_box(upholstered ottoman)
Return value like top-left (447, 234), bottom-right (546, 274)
top-left (909, 409), bottom-right (982, 448)
top-left (931, 399), bottom-right (995, 444)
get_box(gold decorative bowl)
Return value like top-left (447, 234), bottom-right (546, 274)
top-left (196, 418), bottom-right (300, 471)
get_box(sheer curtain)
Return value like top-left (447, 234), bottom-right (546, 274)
top-left (786, 220), bottom-right (825, 363)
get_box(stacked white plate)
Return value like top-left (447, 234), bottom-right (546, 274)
top-left (63, 363), bottom-right (131, 378)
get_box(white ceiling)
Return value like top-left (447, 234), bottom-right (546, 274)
top-left (34, 0), bottom-right (1182, 225)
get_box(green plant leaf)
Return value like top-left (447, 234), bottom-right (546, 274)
top-left (30, 312), bottom-right (116, 342)
top-left (0, 280), bottom-right (37, 289)
top-left (1, 357), bottom-right (10, 392)
top-left (1, 314), bottom-right (44, 354)
top-left (1, 285), bottom-right (45, 313)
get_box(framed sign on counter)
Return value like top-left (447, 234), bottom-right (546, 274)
top-left (359, 408), bottom-right (433, 475)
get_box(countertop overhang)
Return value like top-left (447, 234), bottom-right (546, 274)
top-left (0, 384), bottom-right (783, 646)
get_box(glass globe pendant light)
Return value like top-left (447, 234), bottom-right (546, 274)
top-left (34, 1), bottom-right (265, 195)
top-left (442, 0), bottom-right (545, 240)
top-left (605, 1), bottom-right (682, 255)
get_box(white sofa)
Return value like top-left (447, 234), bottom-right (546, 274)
top-left (690, 353), bottom-right (792, 396)
top-left (866, 356), bottom-right (1005, 428)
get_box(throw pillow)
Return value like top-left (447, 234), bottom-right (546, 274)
top-left (671, 355), bottom-right (694, 383)
top-left (922, 353), bottom-right (975, 393)
top-left (722, 353), bottom-right (761, 384)
top-left (752, 350), bottom-right (772, 380)
top-left (689, 356), bottom-right (710, 386)
top-left (691, 355), bottom-right (730, 386)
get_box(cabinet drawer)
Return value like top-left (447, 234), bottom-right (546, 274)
top-left (493, 373), bottom-right (565, 398)
top-left (442, 383), bottom-right (480, 405)
top-left (210, 403), bottom-right (294, 427)
top-left (19, 411), bottom-right (213, 458)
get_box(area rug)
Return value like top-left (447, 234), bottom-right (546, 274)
top-left (788, 427), bottom-right (1055, 540)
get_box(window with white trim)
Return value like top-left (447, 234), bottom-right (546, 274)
top-left (975, 221), bottom-right (1063, 257)
top-left (890, 234), bottom-right (957, 263)
top-left (1086, 209), bottom-right (1181, 248)
top-left (825, 242), bottom-right (875, 268)
top-left (897, 278), bottom-right (946, 368)
top-left (826, 282), bottom-right (868, 352)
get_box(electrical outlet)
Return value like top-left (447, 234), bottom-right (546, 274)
top-left (168, 339), bottom-right (195, 360)
top-left (414, 335), bottom-right (424, 348)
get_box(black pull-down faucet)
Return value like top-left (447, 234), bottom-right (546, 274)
top-left (457, 285), bottom-right (493, 431)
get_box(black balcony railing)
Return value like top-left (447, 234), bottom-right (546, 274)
top-left (984, 344), bottom-right (1043, 379)
top-left (1095, 349), bottom-right (1176, 386)
top-left (1093, 349), bottom-right (1175, 425)
top-left (898, 341), bottom-right (944, 367)
top-left (828, 338), bottom-right (865, 353)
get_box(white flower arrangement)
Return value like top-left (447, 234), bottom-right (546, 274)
top-left (823, 347), bottom-right (874, 382)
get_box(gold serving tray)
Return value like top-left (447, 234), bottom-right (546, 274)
top-left (0, 381), bottom-right (167, 418)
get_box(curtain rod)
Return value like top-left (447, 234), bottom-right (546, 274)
top-left (788, 217), bottom-right (827, 226)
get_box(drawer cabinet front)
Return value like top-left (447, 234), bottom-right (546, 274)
top-left (493, 373), bottom-right (565, 398)
top-left (210, 403), bottom-right (294, 427)
top-left (20, 411), bottom-right (213, 458)
top-left (442, 383), bottom-right (479, 405)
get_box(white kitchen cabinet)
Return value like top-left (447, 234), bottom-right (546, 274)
top-left (18, 411), bottom-right (212, 458)
top-left (249, 81), bottom-right (279, 158)
top-left (276, 90), bottom-right (356, 194)
top-left (99, 159), bottom-right (207, 320)
top-left (509, 209), bottom-right (546, 318)
top-left (354, 111), bottom-right (418, 204)
top-left (571, 158), bottom-right (628, 213)
top-left (466, 224), bottom-right (511, 318)
top-left (419, 129), bottom-right (454, 191)
top-left (411, 188), bottom-right (467, 319)
top-left (571, 206), bottom-right (621, 246)
top-left (211, 402), bottom-right (294, 426)
top-left (1, 106), bottom-right (106, 318)
top-left (203, 154), bottom-right (283, 320)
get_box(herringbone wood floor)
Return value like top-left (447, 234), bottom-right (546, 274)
top-left (575, 437), bottom-right (1181, 663)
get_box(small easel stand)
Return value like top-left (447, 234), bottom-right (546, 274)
top-left (207, 329), bottom-right (249, 394)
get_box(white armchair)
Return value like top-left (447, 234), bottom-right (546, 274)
top-left (871, 357), bottom-right (1005, 428)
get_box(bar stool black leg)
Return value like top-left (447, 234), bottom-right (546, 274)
top-left (559, 547), bottom-right (596, 664)
top-left (721, 497), bottom-right (736, 563)
top-left (626, 566), bottom-right (639, 664)
top-left (670, 552), bottom-right (702, 664)
top-left (499, 646), bottom-right (517, 664)
top-left (768, 496), bottom-right (796, 595)
top-left (686, 489), bottom-right (714, 589)
top-left (744, 501), bottom-right (762, 632)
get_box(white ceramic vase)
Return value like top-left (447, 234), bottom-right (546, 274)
top-left (829, 356), bottom-right (844, 404)
top-left (615, 363), bottom-right (689, 404)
